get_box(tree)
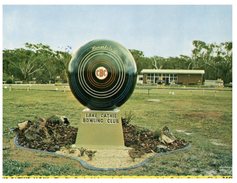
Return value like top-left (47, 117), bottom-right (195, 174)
top-left (214, 42), bottom-right (232, 83)
top-left (151, 56), bottom-right (166, 69)
top-left (129, 49), bottom-right (153, 73)
top-left (3, 43), bottom-right (56, 82)
top-left (191, 40), bottom-right (232, 83)
top-left (179, 55), bottom-right (194, 69)
top-left (53, 51), bottom-right (71, 83)
top-left (3, 41), bottom-right (232, 84)
top-left (3, 43), bottom-right (71, 83)
top-left (3, 49), bottom-right (20, 80)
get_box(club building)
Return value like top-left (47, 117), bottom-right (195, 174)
top-left (140, 69), bottom-right (205, 85)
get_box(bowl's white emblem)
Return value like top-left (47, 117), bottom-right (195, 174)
top-left (95, 66), bottom-right (108, 80)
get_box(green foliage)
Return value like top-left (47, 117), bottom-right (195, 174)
top-left (191, 40), bottom-right (232, 83)
top-left (122, 110), bottom-right (135, 125)
top-left (3, 159), bottom-right (31, 176)
top-left (3, 43), bottom-right (71, 83)
top-left (3, 41), bottom-right (232, 84)
top-left (129, 49), bottom-right (153, 73)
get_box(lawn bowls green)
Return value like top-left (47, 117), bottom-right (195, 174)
top-left (68, 40), bottom-right (137, 110)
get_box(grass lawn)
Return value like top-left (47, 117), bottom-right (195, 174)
top-left (2, 86), bottom-right (232, 177)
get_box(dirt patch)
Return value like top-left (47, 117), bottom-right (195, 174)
top-left (56, 146), bottom-right (155, 169)
top-left (183, 111), bottom-right (222, 120)
top-left (176, 129), bottom-right (193, 136)
top-left (147, 99), bottom-right (160, 102)
top-left (210, 139), bottom-right (228, 147)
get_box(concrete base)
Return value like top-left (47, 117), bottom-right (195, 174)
top-left (75, 108), bottom-right (125, 148)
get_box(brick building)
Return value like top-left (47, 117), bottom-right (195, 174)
top-left (140, 69), bottom-right (205, 85)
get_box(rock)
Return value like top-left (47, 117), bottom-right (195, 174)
top-left (17, 120), bottom-right (32, 131)
top-left (38, 117), bottom-right (46, 127)
top-left (156, 145), bottom-right (168, 153)
top-left (46, 115), bottom-right (63, 126)
top-left (159, 126), bottom-right (176, 144)
top-left (62, 117), bottom-right (70, 126)
top-left (46, 115), bottom-right (70, 127)
top-left (54, 145), bottom-right (60, 150)
top-left (160, 133), bottom-right (174, 144)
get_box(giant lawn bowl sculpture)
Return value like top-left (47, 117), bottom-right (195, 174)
top-left (68, 39), bottom-right (137, 110)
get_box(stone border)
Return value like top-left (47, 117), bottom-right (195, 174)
top-left (14, 136), bottom-right (191, 171)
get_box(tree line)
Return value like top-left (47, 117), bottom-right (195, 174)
top-left (3, 40), bottom-right (232, 84)
top-left (3, 43), bottom-right (71, 84)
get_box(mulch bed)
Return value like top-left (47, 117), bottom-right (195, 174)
top-left (16, 116), bottom-right (78, 152)
top-left (15, 115), bottom-right (189, 154)
top-left (122, 118), bottom-right (189, 153)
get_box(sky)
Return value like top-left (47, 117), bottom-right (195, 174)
top-left (2, 5), bottom-right (232, 57)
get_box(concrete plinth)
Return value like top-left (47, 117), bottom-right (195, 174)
top-left (75, 108), bottom-right (124, 148)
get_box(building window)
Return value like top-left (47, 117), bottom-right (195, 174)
top-left (143, 72), bottom-right (179, 84)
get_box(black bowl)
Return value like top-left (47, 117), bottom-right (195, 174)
top-left (68, 39), bottom-right (137, 110)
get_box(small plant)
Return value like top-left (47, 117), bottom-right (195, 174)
top-left (69, 149), bottom-right (76, 154)
top-left (78, 147), bottom-right (87, 156)
top-left (64, 144), bottom-right (71, 149)
top-left (6, 78), bottom-right (14, 84)
top-left (128, 149), bottom-right (144, 162)
top-left (153, 129), bottom-right (161, 140)
top-left (122, 111), bottom-right (134, 126)
top-left (85, 150), bottom-right (97, 161)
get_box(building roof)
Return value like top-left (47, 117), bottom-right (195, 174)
top-left (141, 69), bottom-right (205, 74)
